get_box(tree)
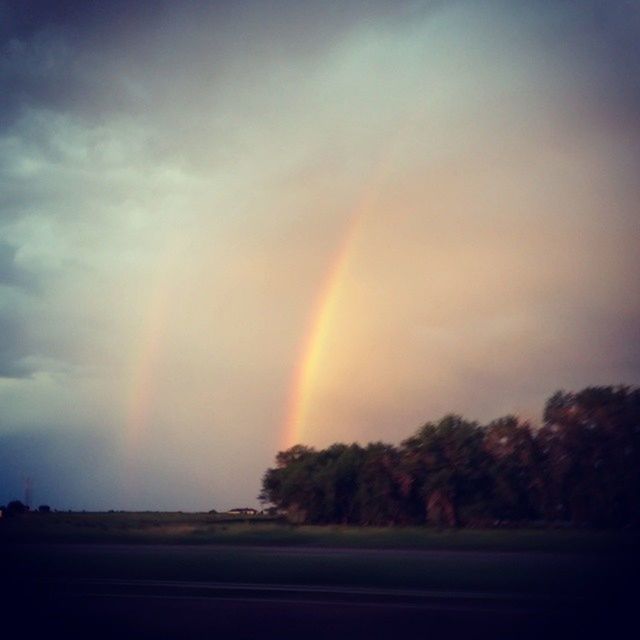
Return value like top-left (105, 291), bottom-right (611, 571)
top-left (355, 443), bottom-right (412, 525)
top-left (540, 386), bottom-right (640, 526)
top-left (5, 500), bottom-right (28, 517)
top-left (483, 416), bottom-right (541, 521)
top-left (260, 445), bottom-right (320, 522)
top-left (401, 415), bottom-right (490, 527)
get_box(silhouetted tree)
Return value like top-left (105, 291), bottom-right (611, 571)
top-left (260, 445), bottom-right (319, 522)
top-left (483, 416), bottom-right (542, 521)
top-left (540, 386), bottom-right (640, 526)
top-left (5, 500), bottom-right (28, 517)
top-left (401, 415), bottom-right (490, 526)
top-left (355, 443), bottom-right (412, 525)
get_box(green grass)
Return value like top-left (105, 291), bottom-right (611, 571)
top-left (1, 511), bottom-right (638, 554)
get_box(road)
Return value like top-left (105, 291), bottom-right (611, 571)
top-left (3, 544), bottom-right (636, 638)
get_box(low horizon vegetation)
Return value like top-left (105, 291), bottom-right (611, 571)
top-left (1, 509), bottom-right (639, 554)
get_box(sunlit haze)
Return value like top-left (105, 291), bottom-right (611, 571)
top-left (1, 0), bottom-right (639, 510)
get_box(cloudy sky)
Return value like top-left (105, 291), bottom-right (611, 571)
top-left (0, 0), bottom-right (639, 510)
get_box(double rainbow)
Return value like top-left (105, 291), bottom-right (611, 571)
top-left (124, 137), bottom-right (404, 453)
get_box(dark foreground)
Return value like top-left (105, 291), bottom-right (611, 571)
top-left (3, 543), bottom-right (638, 639)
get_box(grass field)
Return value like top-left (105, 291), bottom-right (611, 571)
top-left (1, 510), bottom-right (638, 553)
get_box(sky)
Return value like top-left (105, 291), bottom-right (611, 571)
top-left (0, 0), bottom-right (639, 510)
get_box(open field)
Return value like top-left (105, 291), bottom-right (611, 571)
top-left (1, 510), bottom-right (638, 553)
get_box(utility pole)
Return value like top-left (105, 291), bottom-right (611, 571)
top-left (24, 476), bottom-right (32, 509)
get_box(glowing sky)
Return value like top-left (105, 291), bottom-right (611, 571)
top-left (0, 1), bottom-right (639, 510)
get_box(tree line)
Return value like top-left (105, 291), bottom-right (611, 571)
top-left (260, 386), bottom-right (640, 528)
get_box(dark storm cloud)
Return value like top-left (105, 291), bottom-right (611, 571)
top-left (546, 0), bottom-right (640, 124)
top-left (0, 3), bottom-right (137, 127)
top-left (0, 0), bottom-right (211, 127)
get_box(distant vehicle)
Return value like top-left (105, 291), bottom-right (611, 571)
top-left (227, 508), bottom-right (258, 515)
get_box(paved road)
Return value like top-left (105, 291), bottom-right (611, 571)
top-left (5, 578), bottom-right (588, 640)
top-left (3, 544), bottom-right (636, 639)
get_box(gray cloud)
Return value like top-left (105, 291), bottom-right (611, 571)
top-left (0, 314), bottom-right (32, 378)
top-left (0, 240), bottom-right (37, 290)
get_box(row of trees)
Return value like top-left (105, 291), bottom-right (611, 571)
top-left (260, 386), bottom-right (640, 528)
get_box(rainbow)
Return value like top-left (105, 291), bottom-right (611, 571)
top-left (280, 210), bottom-right (364, 450)
top-left (280, 140), bottom-right (403, 449)
top-left (124, 240), bottom-right (181, 451)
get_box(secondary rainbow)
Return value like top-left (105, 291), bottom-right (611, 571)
top-left (124, 240), bottom-right (182, 451)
